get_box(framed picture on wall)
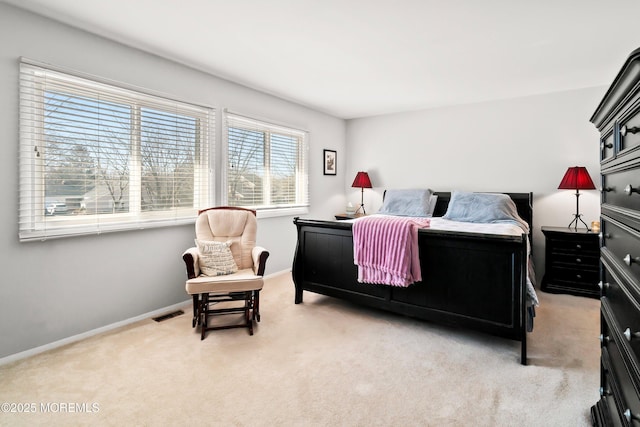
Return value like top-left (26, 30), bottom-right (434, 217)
top-left (323, 149), bottom-right (337, 175)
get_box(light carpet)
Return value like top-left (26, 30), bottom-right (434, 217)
top-left (0, 272), bottom-right (600, 426)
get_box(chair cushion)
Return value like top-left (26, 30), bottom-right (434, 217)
top-left (195, 239), bottom-right (238, 277)
top-left (185, 268), bottom-right (264, 294)
top-left (195, 209), bottom-right (256, 270)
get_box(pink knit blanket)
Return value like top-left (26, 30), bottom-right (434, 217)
top-left (352, 215), bottom-right (431, 287)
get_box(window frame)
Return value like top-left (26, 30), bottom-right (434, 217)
top-left (18, 58), bottom-right (214, 241)
top-left (223, 111), bottom-right (309, 218)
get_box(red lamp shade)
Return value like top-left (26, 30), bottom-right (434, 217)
top-left (351, 171), bottom-right (372, 189)
top-left (557, 166), bottom-right (596, 190)
top-left (351, 171), bottom-right (372, 215)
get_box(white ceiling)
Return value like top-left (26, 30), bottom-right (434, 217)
top-left (4, 0), bottom-right (640, 119)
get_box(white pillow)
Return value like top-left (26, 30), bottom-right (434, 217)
top-left (195, 239), bottom-right (238, 277)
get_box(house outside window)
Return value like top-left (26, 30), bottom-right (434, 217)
top-left (224, 112), bottom-right (309, 217)
top-left (19, 59), bottom-right (213, 241)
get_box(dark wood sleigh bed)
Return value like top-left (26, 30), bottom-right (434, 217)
top-left (292, 192), bottom-right (533, 365)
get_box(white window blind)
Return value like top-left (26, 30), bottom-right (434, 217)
top-left (19, 59), bottom-right (213, 241)
top-left (224, 112), bottom-right (309, 213)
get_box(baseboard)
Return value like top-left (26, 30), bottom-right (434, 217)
top-left (0, 269), bottom-right (292, 366)
top-left (0, 300), bottom-right (191, 366)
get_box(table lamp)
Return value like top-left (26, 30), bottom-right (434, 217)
top-left (558, 166), bottom-right (596, 230)
top-left (351, 171), bottom-right (372, 214)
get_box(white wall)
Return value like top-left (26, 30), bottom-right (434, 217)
top-left (0, 4), bottom-right (346, 359)
top-left (345, 88), bottom-right (605, 279)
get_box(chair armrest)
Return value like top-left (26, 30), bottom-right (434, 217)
top-left (252, 246), bottom-right (270, 276)
top-left (182, 247), bottom-right (200, 279)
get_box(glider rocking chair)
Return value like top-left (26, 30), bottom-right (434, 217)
top-left (182, 207), bottom-right (269, 339)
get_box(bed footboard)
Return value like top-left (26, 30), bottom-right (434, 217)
top-left (292, 217), bottom-right (529, 365)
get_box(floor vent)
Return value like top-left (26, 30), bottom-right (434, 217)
top-left (153, 310), bottom-right (185, 322)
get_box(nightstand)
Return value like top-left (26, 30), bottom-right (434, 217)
top-left (541, 226), bottom-right (600, 298)
top-left (334, 213), bottom-right (366, 220)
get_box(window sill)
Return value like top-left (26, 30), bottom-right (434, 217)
top-left (19, 216), bottom-right (196, 242)
top-left (256, 206), bottom-right (309, 219)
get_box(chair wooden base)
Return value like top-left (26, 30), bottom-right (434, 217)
top-left (193, 290), bottom-right (261, 340)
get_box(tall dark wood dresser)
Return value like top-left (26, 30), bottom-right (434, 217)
top-left (590, 47), bottom-right (640, 426)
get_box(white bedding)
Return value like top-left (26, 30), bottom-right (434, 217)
top-left (344, 215), bottom-right (523, 236)
top-left (428, 217), bottom-right (526, 236)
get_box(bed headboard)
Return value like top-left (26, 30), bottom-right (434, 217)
top-left (379, 190), bottom-right (534, 236)
top-left (432, 191), bottom-right (534, 236)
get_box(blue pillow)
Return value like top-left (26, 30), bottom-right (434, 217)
top-left (443, 191), bottom-right (529, 232)
top-left (378, 189), bottom-right (433, 217)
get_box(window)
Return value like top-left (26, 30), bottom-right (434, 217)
top-left (224, 112), bottom-right (308, 215)
top-left (19, 59), bottom-right (213, 241)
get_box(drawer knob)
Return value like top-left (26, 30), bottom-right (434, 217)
top-left (576, 244), bottom-right (582, 249)
top-left (600, 141), bottom-right (613, 150)
top-left (623, 254), bottom-right (640, 266)
top-left (623, 327), bottom-right (640, 342)
top-left (597, 281), bottom-right (610, 290)
top-left (620, 125), bottom-right (640, 136)
top-left (624, 184), bottom-right (640, 196)
top-left (599, 334), bottom-right (610, 345)
top-left (624, 409), bottom-right (640, 422)
top-left (600, 386), bottom-right (612, 397)
top-left (576, 258), bottom-right (582, 263)
top-left (599, 232), bottom-right (610, 239)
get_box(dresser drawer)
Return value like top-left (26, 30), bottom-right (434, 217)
top-left (601, 129), bottom-right (616, 163)
top-left (619, 102), bottom-right (640, 154)
top-left (601, 343), bottom-right (640, 426)
top-left (603, 165), bottom-right (640, 213)
top-left (603, 217), bottom-right (640, 284)
top-left (601, 301), bottom-right (640, 425)
top-left (601, 348), bottom-right (630, 426)
top-left (602, 273), bottom-right (640, 364)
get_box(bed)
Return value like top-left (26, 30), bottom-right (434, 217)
top-left (292, 191), bottom-right (535, 365)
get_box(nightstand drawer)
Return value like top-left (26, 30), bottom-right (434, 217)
top-left (549, 238), bottom-right (600, 254)
top-left (550, 252), bottom-right (600, 269)
top-left (548, 266), bottom-right (599, 284)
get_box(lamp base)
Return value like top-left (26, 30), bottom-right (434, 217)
top-left (566, 189), bottom-right (590, 231)
top-left (567, 214), bottom-right (589, 231)
top-left (354, 187), bottom-right (366, 214)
